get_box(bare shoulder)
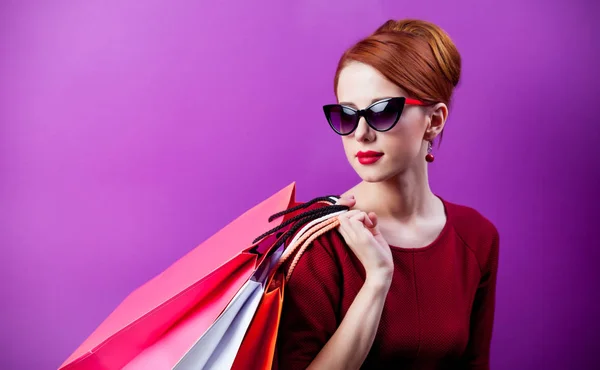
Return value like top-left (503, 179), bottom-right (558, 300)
top-left (339, 182), bottom-right (361, 199)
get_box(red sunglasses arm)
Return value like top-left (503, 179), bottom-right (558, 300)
top-left (405, 98), bottom-right (426, 105)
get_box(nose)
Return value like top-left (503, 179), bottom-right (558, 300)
top-left (354, 117), bottom-right (375, 142)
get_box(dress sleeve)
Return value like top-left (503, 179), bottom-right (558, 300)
top-left (462, 228), bottom-right (500, 369)
top-left (276, 231), bottom-right (343, 370)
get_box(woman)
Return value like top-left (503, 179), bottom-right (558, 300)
top-left (276, 19), bottom-right (500, 369)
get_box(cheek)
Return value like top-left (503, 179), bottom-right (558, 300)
top-left (400, 111), bottom-right (427, 134)
top-left (383, 120), bottom-right (425, 155)
top-left (341, 138), bottom-right (355, 157)
top-left (382, 135), bottom-right (412, 156)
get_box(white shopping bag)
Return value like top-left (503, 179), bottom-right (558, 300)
top-left (173, 245), bottom-right (284, 370)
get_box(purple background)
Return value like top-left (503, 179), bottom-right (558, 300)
top-left (1, 0), bottom-right (598, 369)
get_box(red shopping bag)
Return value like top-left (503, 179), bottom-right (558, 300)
top-left (230, 269), bottom-right (285, 370)
top-left (59, 183), bottom-right (298, 370)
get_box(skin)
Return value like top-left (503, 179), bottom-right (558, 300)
top-left (306, 61), bottom-right (450, 370)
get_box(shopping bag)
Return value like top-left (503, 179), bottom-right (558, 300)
top-left (124, 196), bottom-right (344, 370)
top-left (172, 244), bottom-right (285, 370)
top-left (231, 269), bottom-right (285, 370)
top-left (59, 183), bottom-right (298, 370)
top-left (121, 233), bottom-right (285, 370)
top-left (165, 197), bottom-right (344, 370)
top-left (123, 196), bottom-right (342, 370)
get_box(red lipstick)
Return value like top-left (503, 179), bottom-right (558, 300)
top-left (356, 151), bottom-right (384, 165)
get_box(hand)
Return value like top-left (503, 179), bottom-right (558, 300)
top-left (335, 195), bottom-right (394, 283)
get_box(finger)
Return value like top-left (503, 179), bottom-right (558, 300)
top-left (366, 212), bottom-right (383, 236)
top-left (347, 214), bottom-right (369, 233)
top-left (367, 212), bottom-right (378, 228)
top-left (334, 194), bottom-right (356, 207)
top-left (339, 211), bottom-right (369, 240)
top-left (336, 222), bottom-right (349, 241)
top-left (348, 211), bottom-right (374, 228)
top-left (342, 210), bottom-right (362, 219)
top-left (347, 217), bottom-right (373, 243)
top-left (346, 210), bottom-right (366, 221)
top-left (337, 213), bottom-right (357, 240)
top-left (362, 212), bottom-right (374, 228)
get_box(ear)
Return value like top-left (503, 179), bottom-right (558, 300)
top-left (424, 103), bottom-right (448, 141)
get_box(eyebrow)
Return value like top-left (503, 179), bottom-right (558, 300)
top-left (338, 96), bottom-right (394, 107)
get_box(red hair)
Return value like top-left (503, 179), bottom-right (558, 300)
top-left (333, 19), bottom-right (462, 109)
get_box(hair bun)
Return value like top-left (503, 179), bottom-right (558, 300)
top-left (374, 19), bottom-right (461, 87)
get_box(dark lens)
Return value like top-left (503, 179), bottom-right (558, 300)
top-left (366, 99), bottom-right (403, 131)
top-left (326, 105), bottom-right (358, 135)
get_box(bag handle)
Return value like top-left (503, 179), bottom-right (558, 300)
top-left (251, 195), bottom-right (350, 281)
top-left (284, 217), bottom-right (341, 281)
top-left (277, 214), bottom-right (336, 267)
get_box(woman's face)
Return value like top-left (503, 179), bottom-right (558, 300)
top-left (335, 61), bottom-right (443, 183)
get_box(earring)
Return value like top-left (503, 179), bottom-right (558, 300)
top-left (425, 141), bottom-right (435, 163)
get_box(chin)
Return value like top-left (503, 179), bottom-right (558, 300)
top-left (360, 176), bottom-right (386, 183)
top-left (351, 159), bottom-right (411, 183)
top-left (353, 167), bottom-right (398, 183)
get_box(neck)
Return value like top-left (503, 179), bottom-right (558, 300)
top-left (354, 164), bottom-right (438, 222)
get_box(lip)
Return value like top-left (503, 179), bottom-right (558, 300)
top-left (356, 151), bottom-right (384, 165)
top-left (356, 151), bottom-right (384, 158)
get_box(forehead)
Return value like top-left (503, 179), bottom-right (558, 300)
top-left (336, 62), bottom-right (406, 107)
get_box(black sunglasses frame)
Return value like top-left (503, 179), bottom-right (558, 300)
top-left (322, 97), bottom-right (425, 136)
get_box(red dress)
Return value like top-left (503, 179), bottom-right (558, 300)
top-left (276, 198), bottom-right (500, 369)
